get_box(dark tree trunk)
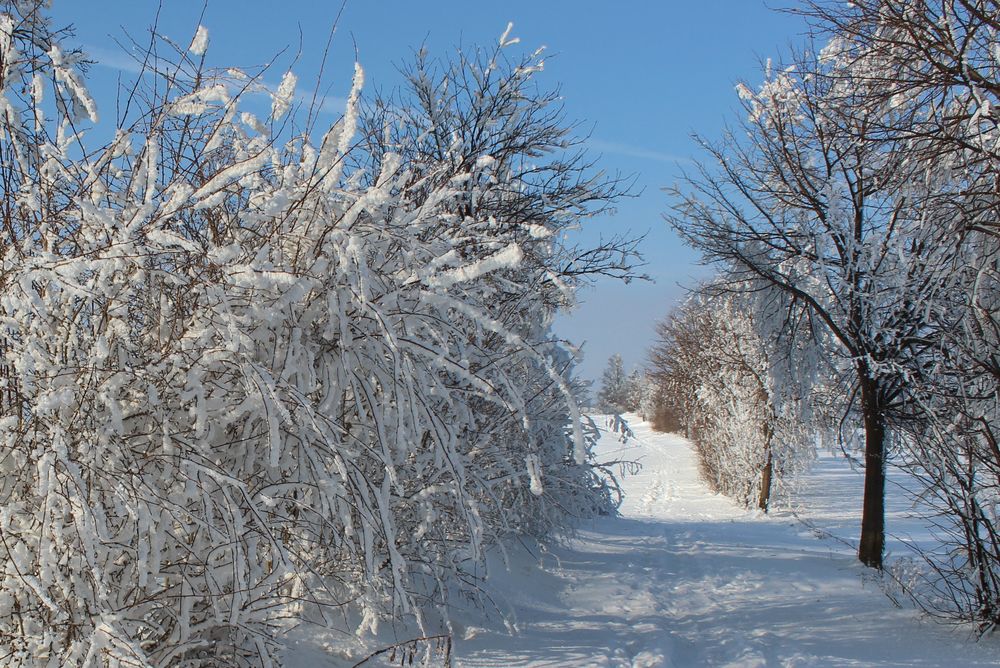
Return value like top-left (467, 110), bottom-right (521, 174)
top-left (858, 371), bottom-right (886, 569)
top-left (758, 448), bottom-right (773, 512)
top-left (758, 400), bottom-right (773, 513)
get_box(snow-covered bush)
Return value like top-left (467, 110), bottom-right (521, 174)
top-left (351, 38), bottom-right (641, 540)
top-left (648, 293), bottom-right (812, 511)
top-left (0, 5), bottom-right (635, 664)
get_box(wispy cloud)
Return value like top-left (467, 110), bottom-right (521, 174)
top-left (296, 87), bottom-right (349, 117)
top-left (585, 138), bottom-right (693, 165)
top-left (84, 42), bottom-right (148, 75)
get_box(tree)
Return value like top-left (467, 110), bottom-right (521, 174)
top-left (669, 0), bottom-right (1000, 626)
top-left (597, 354), bottom-right (631, 414)
top-left (647, 291), bottom-right (811, 511)
top-left (798, 0), bottom-right (1000, 628)
top-left (0, 5), bottom-right (639, 664)
top-left (626, 369), bottom-right (645, 413)
top-left (666, 39), bottom-right (930, 566)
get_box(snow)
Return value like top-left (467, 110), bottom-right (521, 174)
top-left (189, 25), bottom-right (209, 56)
top-left (426, 243), bottom-right (523, 289)
top-left (271, 70), bottom-right (297, 120)
top-left (284, 415), bottom-right (1000, 666)
top-left (499, 23), bottom-right (521, 48)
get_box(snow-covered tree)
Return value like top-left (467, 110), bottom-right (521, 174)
top-left (597, 354), bottom-right (630, 414)
top-left (666, 37), bottom-right (930, 566)
top-left (625, 369), bottom-right (644, 413)
top-left (801, 0), bottom-right (1000, 630)
top-left (633, 372), bottom-right (659, 422)
top-left (669, 0), bottom-right (999, 627)
top-left (0, 5), bottom-right (638, 665)
top-left (648, 292), bottom-right (812, 511)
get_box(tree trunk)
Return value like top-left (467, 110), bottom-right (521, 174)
top-left (758, 401), bottom-right (773, 513)
top-left (858, 372), bottom-right (886, 569)
top-left (758, 448), bottom-right (773, 512)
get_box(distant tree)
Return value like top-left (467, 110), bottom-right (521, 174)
top-left (625, 369), bottom-right (644, 413)
top-left (647, 292), bottom-right (811, 511)
top-left (597, 354), bottom-right (631, 413)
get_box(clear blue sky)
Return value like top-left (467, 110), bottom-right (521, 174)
top-left (57, 1), bottom-right (810, 385)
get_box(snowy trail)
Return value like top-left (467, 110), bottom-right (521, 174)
top-left (452, 418), bottom-right (1000, 668)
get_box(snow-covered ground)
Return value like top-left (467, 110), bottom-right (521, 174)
top-left (287, 416), bottom-right (1000, 667)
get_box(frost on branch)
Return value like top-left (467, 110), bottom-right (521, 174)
top-left (0, 6), bottom-right (630, 666)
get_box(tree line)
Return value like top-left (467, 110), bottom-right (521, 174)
top-left (644, 0), bottom-right (999, 632)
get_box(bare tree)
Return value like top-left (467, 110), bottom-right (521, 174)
top-left (669, 0), bottom-right (1000, 628)
top-left (797, 0), bottom-right (1000, 629)
top-left (665, 46), bottom-right (926, 568)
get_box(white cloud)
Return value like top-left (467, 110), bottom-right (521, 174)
top-left (585, 138), bottom-right (693, 165)
top-left (84, 43), bottom-right (147, 75)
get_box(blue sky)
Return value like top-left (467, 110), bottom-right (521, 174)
top-left (57, 1), bottom-right (810, 385)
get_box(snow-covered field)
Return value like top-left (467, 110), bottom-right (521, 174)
top-left (287, 416), bottom-right (1000, 667)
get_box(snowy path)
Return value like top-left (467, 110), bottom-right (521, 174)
top-left (451, 418), bottom-right (1000, 667)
